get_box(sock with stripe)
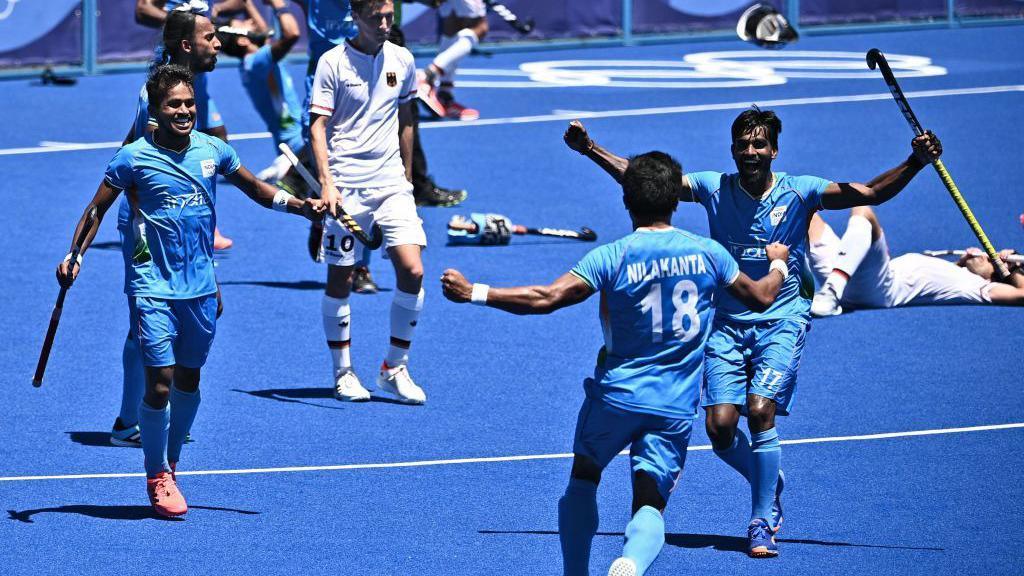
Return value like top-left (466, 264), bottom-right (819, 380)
top-left (322, 295), bottom-right (352, 374)
top-left (826, 214), bottom-right (873, 299)
top-left (385, 288), bottom-right (423, 368)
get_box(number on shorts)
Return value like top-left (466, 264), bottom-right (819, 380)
top-left (756, 367), bottom-right (785, 392)
top-left (325, 234), bottom-right (355, 252)
top-left (639, 280), bottom-right (700, 343)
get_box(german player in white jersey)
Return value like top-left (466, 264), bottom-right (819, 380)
top-left (309, 0), bottom-right (427, 404)
top-left (809, 207), bottom-right (1024, 313)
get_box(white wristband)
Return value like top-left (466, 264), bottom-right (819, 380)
top-left (470, 283), bottom-right (490, 306)
top-left (63, 252), bottom-right (83, 267)
top-left (769, 259), bottom-right (789, 280)
top-left (272, 189), bottom-right (294, 212)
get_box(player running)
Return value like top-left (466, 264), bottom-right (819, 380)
top-left (417, 0), bottom-right (486, 120)
top-left (564, 109), bottom-right (942, 558)
top-left (442, 152), bottom-right (790, 576)
top-left (56, 65), bottom-right (323, 517)
top-left (809, 207), bottom-right (1024, 313)
top-left (309, 0), bottom-right (428, 404)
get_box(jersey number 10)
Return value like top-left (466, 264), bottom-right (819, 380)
top-left (639, 280), bottom-right (701, 343)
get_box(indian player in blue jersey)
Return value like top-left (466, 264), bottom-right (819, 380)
top-left (564, 110), bottom-right (943, 558)
top-left (442, 152), bottom-right (790, 576)
top-left (57, 65), bottom-right (324, 518)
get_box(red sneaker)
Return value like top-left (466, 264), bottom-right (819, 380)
top-left (214, 227), bottom-right (233, 251)
top-left (442, 99), bottom-right (479, 121)
top-left (147, 471), bottom-right (187, 517)
top-left (416, 71), bottom-right (446, 118)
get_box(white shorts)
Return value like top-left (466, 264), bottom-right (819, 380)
top-left (440, 0), bottom-right (487, 19)
top-left (809, 221), bottom-right (993, 308)
top-left (322, 183), bottom-right (426, 267)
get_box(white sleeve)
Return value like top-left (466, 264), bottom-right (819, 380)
top-left (398, 51), bottom-right (417, 104)
top-left (309, 52), bottom-right (337, 117)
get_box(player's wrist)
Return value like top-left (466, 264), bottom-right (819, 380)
top-left (470, 283), bottom-right (490, 306)
top-left (63, 252), bottom-right (83, 267)
top-left (272, 189), bottom-right (295, 212)
top-left (769, 259), bottom-right (789, 280)
top-left (907, 153), bottom-right (928, 170)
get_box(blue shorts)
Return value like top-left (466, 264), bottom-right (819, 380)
top-left (572, 396), bottom-right (694, 502)
top-left (130, 295), bottom-right (218, 368)
top-left (701, 318), bottom-right (807, 415)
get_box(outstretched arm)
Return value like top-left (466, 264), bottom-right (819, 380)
top-left (441, 269), bottom-right (594, 315)
top-left (724, 242), bottom-right (789, 311)
top-left (135, 0), bottom-right (168, 28)
top-left (55, 182), bottom-right (123, 288)
top-left (265, 0), bottom-right (301, 61)
top-left (820, 131), bottom-right (942, 210)
top-left (225, 165), bottom-right (325, 219)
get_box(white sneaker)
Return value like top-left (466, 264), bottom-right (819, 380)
top-left (810, 284), bottom-right (843, 317)
top-left (608, 557), bottom-right (637, 576)
top-left (333, 370), bottom-right (371, 402)
top-left (376, 364), bottom-right (426, 405)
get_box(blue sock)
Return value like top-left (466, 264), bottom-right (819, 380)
top-left (558, 478), bottom-right (599, 576)
top-left (750, 428), bottom-right (781, 522)
top-left (622, 505), bottom-right (665, 575)
top-left (137, 401), bottom-right (170, 477)
top-left (713, 428), bottom-right (752, 481)
top-left (167, 386), bottom-right (201, 465)
top-left (117, 335), bottom-right (145, 426)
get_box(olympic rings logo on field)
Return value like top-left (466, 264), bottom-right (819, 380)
top-left (456, 50), bottom-right (946, 89)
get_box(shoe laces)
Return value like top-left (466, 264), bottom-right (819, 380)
top-left (152, 474), bottom-right (175, 498)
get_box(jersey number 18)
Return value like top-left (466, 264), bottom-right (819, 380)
top-left (639, 280), bottom-right (701, 343)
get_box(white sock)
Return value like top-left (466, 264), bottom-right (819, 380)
top-left (431, 28), bottom-right (477, 77)
top-left (827, 215), bottom-right (873, 298)
top-left (321, 295), bottom-right (351, 374)
top-left (385, 288), bottom-right (424, 368)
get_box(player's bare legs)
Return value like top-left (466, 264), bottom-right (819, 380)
top-left (811, 207), bottom-right (884, 316)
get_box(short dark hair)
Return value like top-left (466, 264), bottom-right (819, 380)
top-left (146, 64), bottom-right (194, 108)
top-left (622, 151), bottom-right (682, 219)
top-left (731, 105), bottom-right (782, 149)
top-left (350, 0), bottom-right (391, 18)
top-left (161, 9), bottom-right (199, 63)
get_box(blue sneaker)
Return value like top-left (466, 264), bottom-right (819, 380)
top-left (747, 518), bottom-right (779, 558)
top-left (110, 418), bottom-right (141, 448)
top-left (771, 470), bottom-right (785, 533)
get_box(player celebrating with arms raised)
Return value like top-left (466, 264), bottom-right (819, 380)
top-left (443, 152), bottom-right (790, 576)
top-left (56, 65), bottom-right (323, 517)
top-left (565, 108), bottom-right (942, 557)
top-left (309, 0), bottom-right (427, 404)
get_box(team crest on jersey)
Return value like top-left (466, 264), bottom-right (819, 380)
top-left (386, 72), bottom-right (397, 87)
top-left (201, 159), bottom-right (216, 178)
top-left (769, 205), bottom-right (787, 226)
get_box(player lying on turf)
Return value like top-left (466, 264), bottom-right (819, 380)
top-left (442, 152), bottom-right (790, 576)
top-left (417, 0), bottom-right (485, 120)
top-left (809, 207), bottom-right (1024, 315)
top-left (56, 65), bottom-right (323, 518)
top-left (309, 0), bottom-right (428, 404)
top-left (565, 109), bottom-right (942, 558)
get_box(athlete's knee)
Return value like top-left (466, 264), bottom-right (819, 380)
top-left (746, 397), bottom-right (777, 432)
top-left (143, 367), bottom-right (174, 408)
top-left (631, 470), bottom-right (666, 513)
top-left (326, 265), bottom-right (353, 298)
top-left (705, 406), bottom-right (740, 449)
top-left (174, 366), bottom-right (201, 393)
top-left (850, 206), bottom-right (883, 240)
top-left (570, 454), bottom-right (603, 485)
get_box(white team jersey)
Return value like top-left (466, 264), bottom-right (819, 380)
top-left (810, 222), bottom-right (993, 308)
top-left (310, 41), bottom-right (417, 188)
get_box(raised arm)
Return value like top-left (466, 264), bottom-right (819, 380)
top-left (55, 181), bottom-right (124, 288)
top-left (820, 131), bottom-right (942, 210)
top-left (135, 0), bottom-right (168, 28)
top-left (724, 242), bottom-right (789, 311)
top-left (265, 0), bottom-right (301, 61)
top-left (441, 269), bottom-right (594, 315)
top-left (563, 120), bottom-right (696, 202)
top-left (225, 165), bottom-right (325, 219)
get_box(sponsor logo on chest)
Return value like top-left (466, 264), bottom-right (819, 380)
top-left (769, 205), bottom-right (787, 227)
top-left (201, 158), bottom-right (216, 178)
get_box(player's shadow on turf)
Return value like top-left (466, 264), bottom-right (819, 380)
top-left (478, 530), bottom-right (943, 553)
top-left (233, 388), bottom-right (414, 408)
top-left (8, 504), bottom-right (259, 523)
top-left (218, 279), bottom-right (391, 293)
top-left (66, 431), bottom-right (131, 448)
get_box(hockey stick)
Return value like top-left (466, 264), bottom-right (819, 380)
top-left (277, 143), bottom-right (383, 250)
top-left (866, 48), bottom-right (1010, 279)
top-left (448, 217), bottom-right (596, 241)
top-left (922, 249), bottom-right (1023, 264)
top-left (482, 0), bottom-right (534, 34)
top-left (34, 207), bottom-right (97, 387)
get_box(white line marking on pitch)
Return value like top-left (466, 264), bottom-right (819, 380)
top-left (1, 84), bottom-right (1021, 157)
top-left (1, 421), bottom-right (1021, 482)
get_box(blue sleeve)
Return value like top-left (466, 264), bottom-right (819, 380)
top-left (685, 171), bottom-right (722, 205)
top-left (794, 175), bottom-right (832, 212)
top-left (249, 45), bottom-right (273, 75)
top-left (213, 138), bottom-right (241, 175)
top-left (707, 239), bottom-right (740, 288)
top-left (131, 86), bottom-right (149, 142)
top-left (571, 243), bottom-right (618, 292)
top-left (104, 147), bottom-right (135, 191)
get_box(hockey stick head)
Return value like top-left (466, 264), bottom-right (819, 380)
top-left (865, 48), bottom-right (884, 70)
top-left (517, 19), bottom-right (535, 34)
top-left (577, 227), bottom-right (597, 241)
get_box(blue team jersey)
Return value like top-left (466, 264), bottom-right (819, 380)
top-left (240, 45), bottom-right (303, 151)
top-left (106, 132), bottom-right (240, 299)
top-left (687, 171), bottom-right (830, 324)
top-left (571, 228), bottom-right (740, 419)
top-left (303, 0), bottom-right (356, 61)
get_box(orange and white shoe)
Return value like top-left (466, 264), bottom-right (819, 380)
top-left (442, 99), bottom-right (479, 121)
top-left (416, 70), bottom-right (446, 118)
top-left (213, 227), bottom-right (233, 251)
top-left (147, 471), bottom-right (187, 517)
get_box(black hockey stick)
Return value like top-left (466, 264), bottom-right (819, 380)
top-left (482, 0), bottom-right (534, 34)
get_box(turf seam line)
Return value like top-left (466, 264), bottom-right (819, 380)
top-left (2, 84), bottom-right (1021, 157)
top-left (2, 421), bottom-right (1022, 482)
